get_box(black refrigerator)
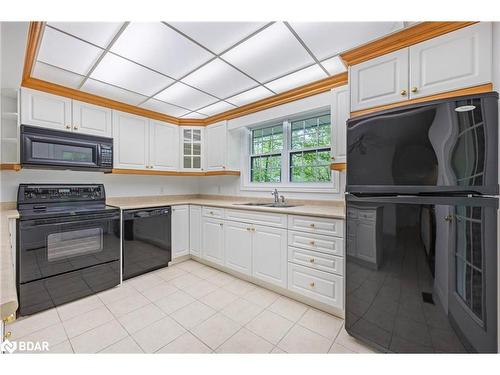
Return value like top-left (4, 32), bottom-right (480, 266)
top-left (345, 92), bottom-right (499, 353)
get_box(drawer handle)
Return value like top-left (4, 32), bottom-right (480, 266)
top-left (309, 223), bottom-right (315, 228)
top-left (210, 211), bottom-right (214, 215)
top-left (309, 240), bottom-right (316, 246)
top-left (400, 89), bottom-right (407, 96)
top-left (309, 258), bottom-right (315, 263)
top-left (309, 282), bottom-right (315, 288)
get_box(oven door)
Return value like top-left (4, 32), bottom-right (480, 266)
top-left (345, 194), bottom-right (498, 353)
top-left (18, 211), bottom-right (121, 284)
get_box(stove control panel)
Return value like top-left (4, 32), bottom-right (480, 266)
top-left (18, 184), bottom-right (105, 203)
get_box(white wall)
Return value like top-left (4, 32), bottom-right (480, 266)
top-left (0, 169), bottom-right (200, 202)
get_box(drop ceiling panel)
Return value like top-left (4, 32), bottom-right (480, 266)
top-left (222, 22), bottom-right (315, 82)
top-left (81, 78), bottom-right (148, 105)
top-left (37, 27), bottom-right (103, 75)
top-left (32, 61), bottom-right (85, 88)
top-left (226, 86), bottom-right (274, 107)
top-left (265, 64), bottom-right (327, 94)
top-left (154, 82), bottom-right (217, 111)
top-left (140, 98), bottom-right (190, 117)
top-left (182, 112), bottom-right (208, 119)
top-left (182, 59), bottom-right (256, 99)
top-left (169, 22), bottom-right (267, 54)
top-left (290, 22), bottom-right (404, 60)
top-left (47, 22), bottom-right (124, 48)
top-left (110, 22), bottom-right (214, 79)
top-left (321, 56), bottom-right (347, 75)
top-left (90, 53), bottom-right (174, 96)
top-left (197, 101), bottom-right (236, 116)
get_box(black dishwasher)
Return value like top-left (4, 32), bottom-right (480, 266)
top-left (122, 207), bottom-right (171, 280)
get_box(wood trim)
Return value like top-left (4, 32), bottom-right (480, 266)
top-left (0, 164), bottom-right (22, 171)
top-left (22, 22), bottom-right (45, 84)
top-left (340, 22), bottom-right (477, 66)
top-left (111, 168), bottom-right (241, 177)
top-left (331, 163), bottom-right (346, 172)
top-left (350, 83), bottom-right (493, 118)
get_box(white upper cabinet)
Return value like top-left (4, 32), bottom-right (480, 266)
top-left (112, 111), bottom-right (149, 169)
top-left (72, 100), bottom-right (112, 137)
top-left (172, 205), bottom-right (190, 259)
top-left (350, 48), bottom-right (409, 112)
top-left (21, 88), bottom-right (72, 131)
top-left (181, 127), bottom-right (203, 171)
top-left (409, 22), bottom-right (492, 99)
top-left (330, 85), bottom-right (349, 164)
top-left (205, 121), bottom-right (227, 171)
top-left (149, 120), bottom-right (179, 171)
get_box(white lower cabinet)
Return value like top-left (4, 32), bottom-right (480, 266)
top-left (189, 205), bottom-right (202, 256)
top-left (224, 221), bottom-right (252, 275)
top-left (252, 225), bottom-right (287, 288)
top-left (172, 205), bottom-right (189, 259)
top-left (202, 217), bottom-right (225, 265)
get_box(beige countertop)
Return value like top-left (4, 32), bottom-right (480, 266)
top-left (107, 194), bottom-right (346, 219)
top-left (0, 203), bottom-right (19, 320)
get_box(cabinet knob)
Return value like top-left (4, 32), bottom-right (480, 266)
top-left (3, 314), bottom-right (15, 323)
top-left (219, 223), bottom-right (223, 227)
top-left (309, 282), bottom-right (315, 288)
top-left (400, 90), bottom-right (407, 96)
top-left (309, 223), bottom-right (315, 228)
top-left (411, 87), bottom-right (418, 93)
top-left (65, 125), bottom-right (71, 129)
top-left (210, 211), bottom-right (214, 215)
top-left (73, 125), bottom-right (78, 130)
top-left (444, 215), bottom-right (453, 222)
top-left (4, 331), bottom-right (12, 339)
top-left (331, 156), bottom-right (335, 160)
top-left (309, 258), bottom-right (315, 263)
top-left (309, 240), bottom-right (316, 246)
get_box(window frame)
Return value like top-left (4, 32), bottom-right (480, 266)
top-left (241, 110), bottom-right (339, 193)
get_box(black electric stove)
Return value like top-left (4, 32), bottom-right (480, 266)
top-left (16, 184), bottom-right (121, 316)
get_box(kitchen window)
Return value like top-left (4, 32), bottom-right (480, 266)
top-left (245, 111), bottom-right (336, 192)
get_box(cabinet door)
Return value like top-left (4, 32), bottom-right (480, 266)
top-left (189, 205), bottom-right (202, 256)
top-left (112, 111), bottom-right (149, 169)
top-left (252, 225), bottom-right (287, 288)
top-left (72, 100), bottom-right (112, 137)
top-left (202, 217), bottom-right (224, 265)
top-left (181, 127), bottom-right (203, 171)
top-left (330, 85), bottom-right (349, 163)
top-left (172, 205), bottom-right (190, 259)
top-left (205, 121), bottom-right (226, 170)
top-left (224, 221), bottom-right (252, 275)
top-left (149, 120), bottom-right (179, 171)
top-left (409, 23), bottom-right (492, 99)
top-left (21, 88), bottom-right (71, 131)
top-left (350, 48), bottom-right (409, 111)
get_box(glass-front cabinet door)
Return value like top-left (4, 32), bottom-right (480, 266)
top-left (181, 127), bottom-right (203, 171)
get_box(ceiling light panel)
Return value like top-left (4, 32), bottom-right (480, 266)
top-left (90, 53), bottom-right (174, 96)
top-left (110, 22), bottom-right (214, 79)
top-left (222, 22), bottom-right (315, 83)
top-left (155, 82), bottom-right (217, 111)
top-left (32, 61), bottom-right (85, 89)
top-left (265, 64), bottom-right (327, 93)
top-left (81, 78), bottom-right (148, 105)
top-left (289, 22), bottom-right (404, 60)
top-left (47, 22), bottom-right (124, 48)
top-left (37, 27), bottom-right (103, 75)
top-left (226, 86), bottom-right (274, 107)
top-left (140, 98), bottom-right (190, 117)
top-left (182, 59), bottom-right (256, 99)
top-left (197, 101), bottom-right (236, 116)
top-left (181, 112), bottom-right (208, 119)
top-left (169, 22), bottom-right (268, 54)
top-left (321, 55), bottom-right (346, 75)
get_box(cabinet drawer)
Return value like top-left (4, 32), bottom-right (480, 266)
top-left (288, 263), bottom-right (343, 308)
top-left (202, 206), bottom-right (225, 219)
top-left (224, 209), bottom-right (287, 228)
top-left (288, 246), bottom-right (343, 276)
top-left (288, 231), bottom-right (344, 256)
top-left (288, 215), bottom-right (343, 237)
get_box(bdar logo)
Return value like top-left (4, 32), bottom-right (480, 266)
top-left (1, 339), bottom-right (17, 354)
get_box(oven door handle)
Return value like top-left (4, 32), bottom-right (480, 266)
top-left (19, 212), bottom-right (120, 228)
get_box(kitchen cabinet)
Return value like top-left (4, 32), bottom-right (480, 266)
top-left (224, 220), bottom-right (252, 275)
top-left (181, 127), bottom-right (203, 171)
top-left (205, 121), bottom-right (227, 171)
top-left (350, 23), bottom-right (492, 112)
top-left (409, 22), bottom-right (492, 99)
top-left (350, 48), bottom-right (409, 112)
top-left (252, 225), bottom-right (287, 288)
top-left (189, 205), bottom-right (202, 256)
top-left (330, 85), bottom-right (350, 164)
top-left (21, 88), bottom-right (112, 136)
top-left (113, 111), bottom-right (178, 171)
top-left (172, 205), bottom-right (190, 259)
top-left (202, 217), bottom-right (224, 265)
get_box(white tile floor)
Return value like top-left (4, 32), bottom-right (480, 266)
top-left (7, 259), bottom-right (377, 354)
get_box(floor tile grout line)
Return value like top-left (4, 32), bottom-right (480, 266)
top-left (273, 306), bottom-right (310, 352)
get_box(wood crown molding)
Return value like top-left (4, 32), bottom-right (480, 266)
top-left (331, 163), bottom-right (346, 172)
top-left (0, 164), bottom-right (22, 171)
top-left (350, 83), bottom-right (493, 118)
top-left (111, 168), bottom-right (241, 177)
top-left (21, 22), bottom-right (347, 126)
top-left (340, 21), bottom-right (477, 66)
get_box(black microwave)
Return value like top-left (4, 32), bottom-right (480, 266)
top-left (20, 125), bottom-right (113, 172)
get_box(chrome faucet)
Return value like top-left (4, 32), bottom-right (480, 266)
top-left (271, 189), bottom-right (279, 203)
